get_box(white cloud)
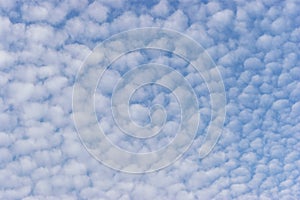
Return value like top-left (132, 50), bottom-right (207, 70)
top-left (0, 16), bottom-right (12, 40)
top-left (208, 9), bottom-right (234, 31)
top-left (111, 11), bottom-right (140, 32)
top-left (22, 4), bottom-right (49, 22)
top-left (0, 0), bottom-right (299, 199)
top-left (164, 10), bottom-right (188, 31)
top-left (151, 0), bottom-right (170, 18)
top-left (271, 17), bottom-right (287, 34)
top-left (8, 82), bottom-right (35, 104)
top-left (0, 0), bottom-right (15, 10)
top-left (244, 57), bottom-right (264, 70)
top-left (0, 50), bottom-right (14, 69)
top-left (86, 2), bottom-right (109, 23)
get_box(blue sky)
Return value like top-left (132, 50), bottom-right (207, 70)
top-left (0, 0), bottom-right (300, 199)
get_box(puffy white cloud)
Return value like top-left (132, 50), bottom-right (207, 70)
top-left (244, 57), bottom-right (264, 70)
top-left (164, 10), bottom-right (188, 31)
top-left (0, 0), bottom-right (299, 199)
top-left (22, 4), bottom-right (49, 22)
top-left (208, 9), bottom-right (234, 31)
top-left (7, 82), bottom-right (35, 104)
top-left (151, 0), bottom-right (170, 18)
top-left (111, 11), bottom-right (140, 32)
top-left (0, 50), bottom-right (14, 69)
top-left (86, 1), bottom-right (109, 23)
top-left (0, 0), bottom-right (15, 10)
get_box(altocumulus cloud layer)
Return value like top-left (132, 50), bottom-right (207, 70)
top-left (0, 0), bottom-right (299, 199)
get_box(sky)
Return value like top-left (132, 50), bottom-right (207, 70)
top-left (0, 0), bottom-right (300, 199)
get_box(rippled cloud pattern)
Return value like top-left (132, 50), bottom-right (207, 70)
top-left (0, 0), bottom-right (299, 199)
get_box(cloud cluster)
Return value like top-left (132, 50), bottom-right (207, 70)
top-left (0, 0), bottom-right (299, 199)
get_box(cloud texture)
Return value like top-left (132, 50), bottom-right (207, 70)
top-left (0, 0), bottom-right (299, 199)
